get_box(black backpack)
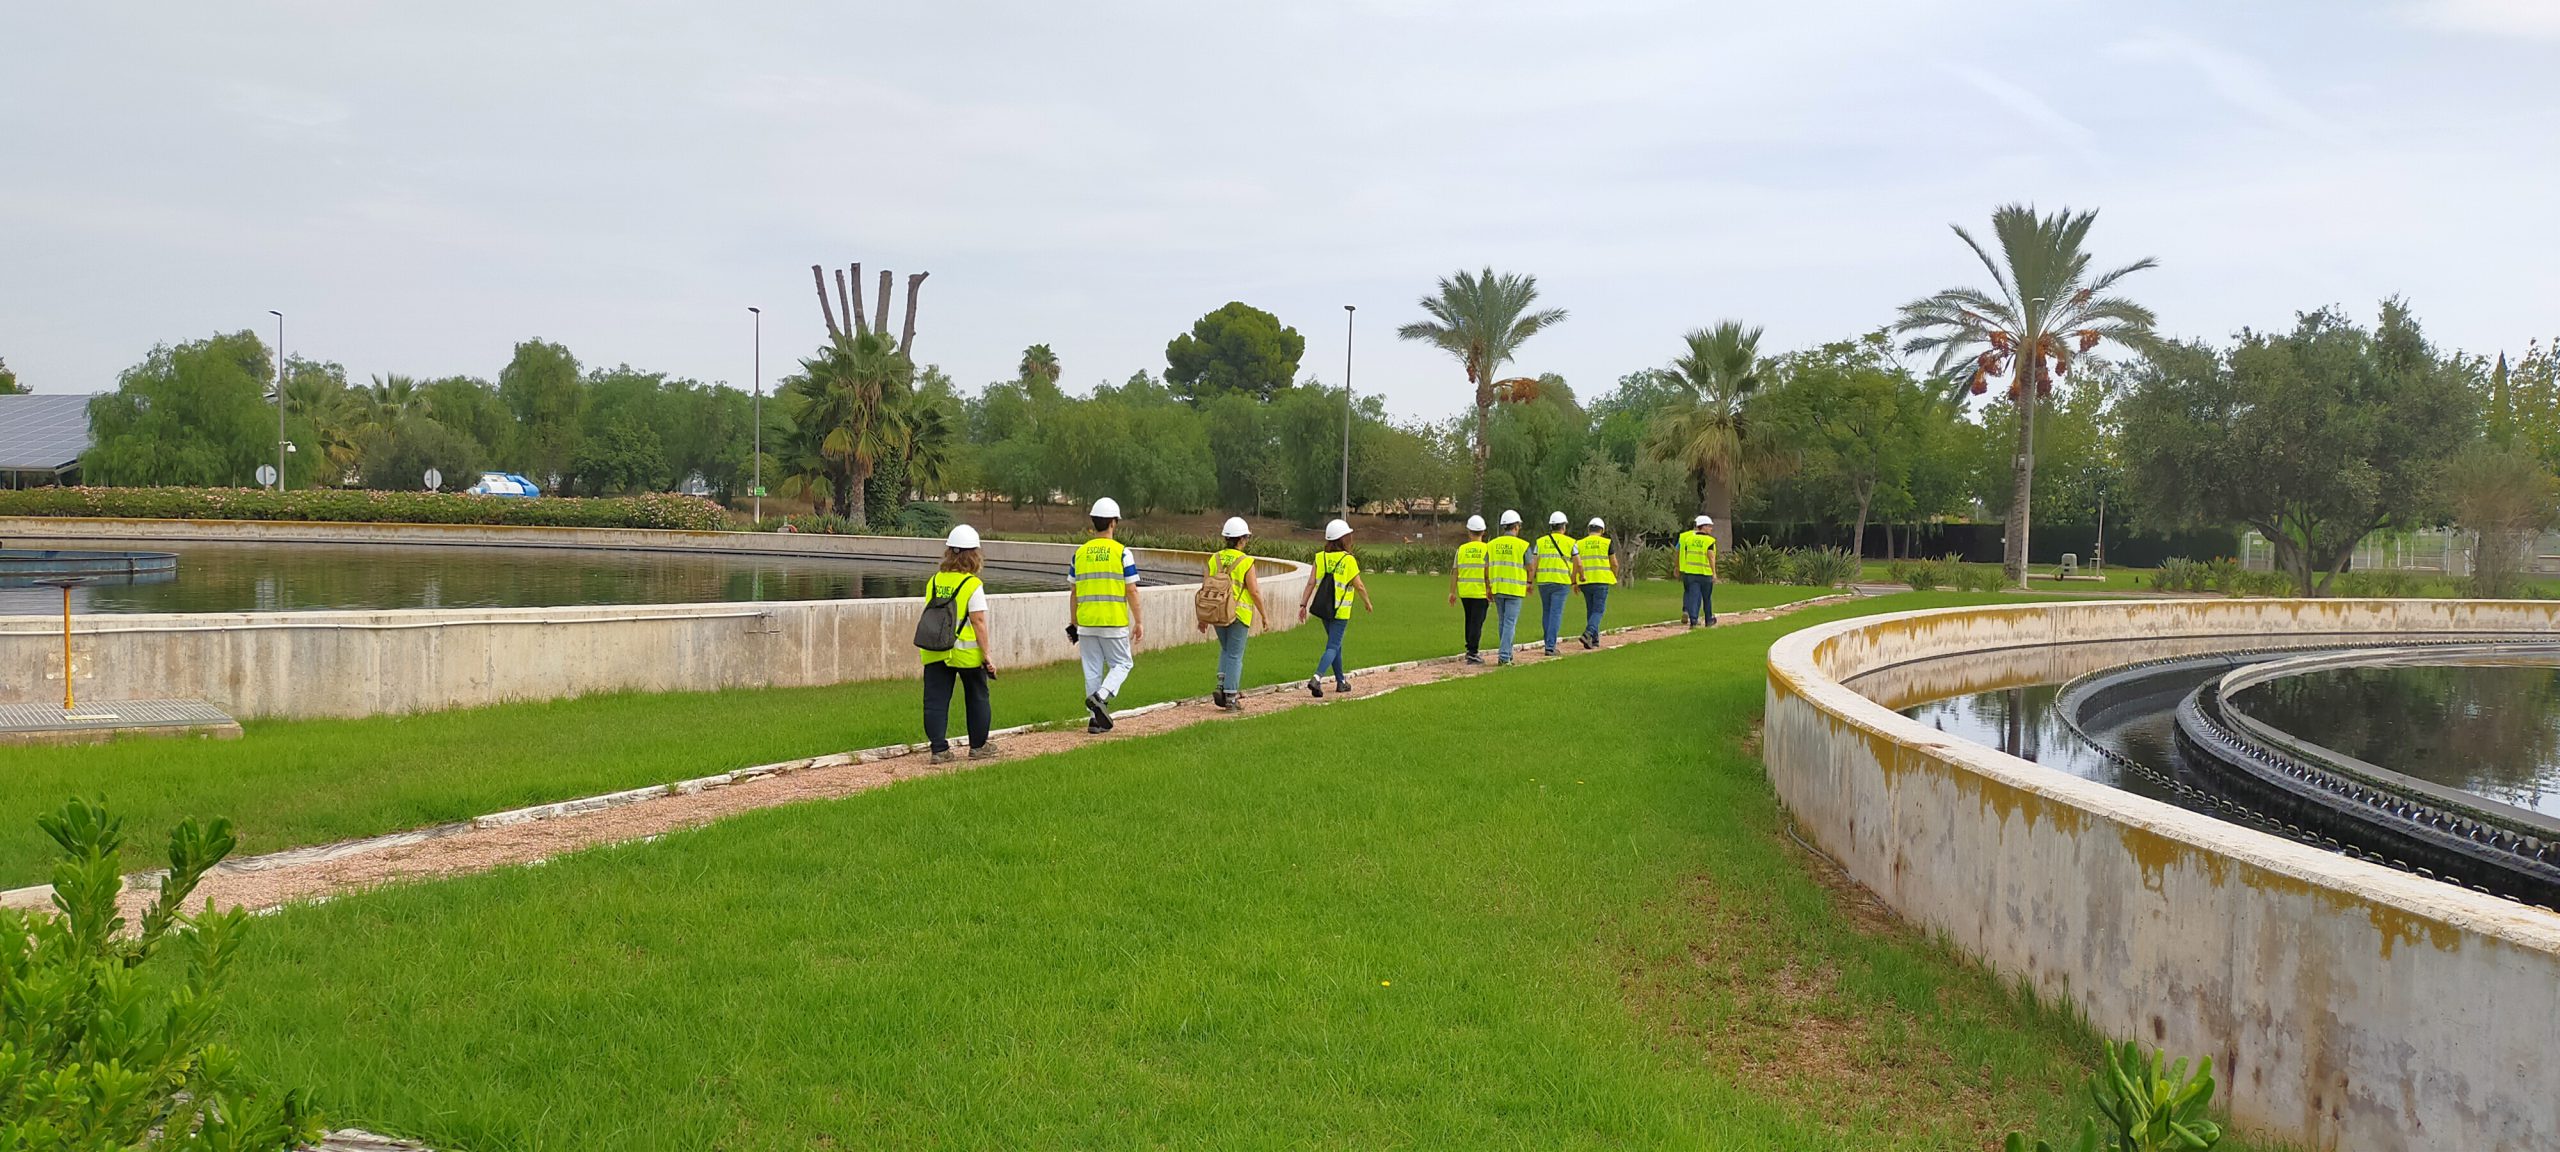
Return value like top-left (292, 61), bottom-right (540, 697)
top-left (1309, 554), bottom-right (1339, 618)
top-left (913, 575), bottom-right (978, 652)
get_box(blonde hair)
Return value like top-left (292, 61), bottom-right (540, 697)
top-left (940, 547), bottom-right (983, 574)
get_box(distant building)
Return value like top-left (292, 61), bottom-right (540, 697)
top-left (0, 393), bottom-right (97, 488)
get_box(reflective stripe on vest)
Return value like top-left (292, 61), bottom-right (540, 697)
top-left (1534, 533), bottom-right (1578, 583)
top-left (1678, 531), bottom-right (1717, 575)
top-left (920, 571), bottom-right (983, 668)
top-left (1485, 536), bottom-right (1530, 597)
top-left (1577, 534), bottom-right (1617, 585)
top-left (1453, 540), bottom-right (1490, 598)
top-left (1072, 539), bottom-right (1133, 628)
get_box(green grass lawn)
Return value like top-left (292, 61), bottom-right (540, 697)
top-left (209, 590), bottom-right (2277, 1151)
top-left (0, 574), bottom-right (1817, 887)
top-left (1854, 561), bottom-right (2162, 593)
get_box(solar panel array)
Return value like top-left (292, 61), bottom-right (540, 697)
top-left (0, 394), bottom-right (99, 472)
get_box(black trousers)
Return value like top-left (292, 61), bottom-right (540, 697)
top-left (1461, 596), bottom-right (1489, 655)
top-left (922, 662), bottom-right (991, 751)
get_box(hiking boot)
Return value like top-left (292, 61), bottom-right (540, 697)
top-left (1334, 678), bottom-right (1352, 695)
top-left (1578, 635), bottom-right (1595, 650)
top-left (1211, 689), bottom-right (1231, 710)
top-left (929, 748), bottom-right (956, 765)
top-left (1086, 721), bottom-right (1107, 735)
top-left (1083, 692), bottom-right (1111, 728)
top-left (1219, 694), bottom-right (1246, 713)
top-left (1307, 677), bottom-right (1324, 698)
top-left (968, 742), bottom-right (999, 760)
top-left (1463, 654), bottom-right (1485, 665)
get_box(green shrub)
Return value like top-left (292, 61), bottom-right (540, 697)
top-left (1785, 546), bottom-right (1862, 588)
top-left (1721, 539), bottom-right (1790, 585)
top-left (0, 486), bottom-right (727, 531)
top-left (2151, 557), bottom-right (2205, 593)
top-left (1952, 564), bottom-right (2010, 593)
top-left (1887, 555), bottom-right (1956, 591)
top-left (2005, 1040), bottom-right (2223, 1152)
top-left (0, 800), bottom-right (322, 1150)
top-left (2230, 569), bottom-right (2294, 597)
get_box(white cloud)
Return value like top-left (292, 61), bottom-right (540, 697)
top-left (1940, 65), bottom-right (2112, 171)
top-left (2110, 32), bottom-right (2343, 142)
top-left (2408, 0), bottom-right (2560, 39)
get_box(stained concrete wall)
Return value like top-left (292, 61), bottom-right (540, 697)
top-left (1764, 598), bottom-right (2560, 1152)
top-left (0, 518), bottom-right (1309, 720)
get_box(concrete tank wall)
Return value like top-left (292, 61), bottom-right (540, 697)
top-left (0, 518), bottom-right (1310, 720)
top-left (1764, 598), bottom-right (2560, 1152)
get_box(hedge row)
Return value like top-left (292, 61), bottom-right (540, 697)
top-left (0, 487), bottom-right (730, 531)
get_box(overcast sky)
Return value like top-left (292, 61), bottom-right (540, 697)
top-left (4, 0), bottom-right (2555, 419)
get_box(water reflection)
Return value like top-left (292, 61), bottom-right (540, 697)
top-left (1898, 669), bottom-right (2207, 809)
top-left (2235, 663), bottom-right (2560, 818)
top-left (0, 540), bottom-right (1056, 615)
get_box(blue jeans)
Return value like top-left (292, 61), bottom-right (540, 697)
top-left (1493, 595), bottom-right (1523, 662)
top-left (1215, 620), bottom-right (1250, 693)
top-left (1313, 616), bottom-right (1350, 684)
top-left (1683, 574), bottom-right (1716, 624)
top-left (1580, 584), bottom-right (1610, 641)
top-left (1538, 584), bottom-right (1570, 653)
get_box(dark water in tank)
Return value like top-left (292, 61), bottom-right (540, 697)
top-left (2233, 664), bottom-right (2560, 819)
top-left (0, 540), bottom-right (1058, 615)
top-left (1895, 665), bottom-right (2227, 809)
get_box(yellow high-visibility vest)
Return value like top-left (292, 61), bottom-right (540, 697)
top-left (1453, 540), bottom-right (1490, 599)
top-left (1577, 534), bottom-right (1617, 585)
top-left (1072, 538), bottom-right (1133, 628)
top-left (1678, 531), bottom-right (1717, 576)
top-left (1485, 535), bottom-right (1531, 597)
top-left (1312, 550), bottom-right (1361, 620)
top-left (918, 571), bottom-right (982, 669)
top-left (1211, 548), bottom-right (1255, 626)
top-left (1533, 532), bottom-right (1579, 584)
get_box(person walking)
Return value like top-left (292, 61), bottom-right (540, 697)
top-left (1485, 509), bottom-right (1531, 664)
top-left (1576, 517), bottom-right (1620, 648)
top-left (920, 524), bottom-right (998, 763)
top-left (1678, 514), bottom-right (1719, 628)
top-left (1072, 497), bottom-right (1144, 734)
top-left (1449, 514), bottom-right (1492, 665)
top-left (1197, 515), bottom-right (1263, 712)
top-left (1531, 511), bottom-right (1584, 656)
top-left (1299, 518), bottom-right (1374, 697)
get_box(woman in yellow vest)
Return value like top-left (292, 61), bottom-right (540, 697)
top-left (1575, 516), bottom-right (1621, 649)
top-left (1485, 509), bottom-right (1532, 665)
top-left (1449, 514), bottom-right (1491, 665)
top-left (1297, 518), bottom-right (1374, 697)
top-left (1195, 516), bottom-right (1264, 712)
top-left (920, 524), bottom-right (998, 763)
top-left (1678, 514), bottom-right (1718, 628)
top-left (1532, 510), bottom-right (1585, 657)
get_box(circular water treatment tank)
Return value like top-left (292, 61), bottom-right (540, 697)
top-left (0, 548), bottom-right (179, 588)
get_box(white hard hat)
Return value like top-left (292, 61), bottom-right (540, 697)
top-left (1548, 511), bottom-right (1568, 526)
top-left (1589, 517), bottom-right (1605, 529)
top-left (1324, 518), bottom-right (1353, 541)
top-left (1089, 497), bottom-right (1122, 519)
top-left (1465, 514), bottom-right (1486, 532)
top-left (945, 524), bottom-right (981, 549)
top-left (1696, 514), bottom-right (1714, 527)
top-left (1221, 516), bottom-right (1250, 538)
top-left (1499, 509), bottom-right (1522, 526)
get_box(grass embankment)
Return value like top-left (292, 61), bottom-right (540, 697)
top-left (0, 574), bottom-right (1811, 886)
top-left (219, 591), bottom-right (2274, 1150)
top-left (1852, 561), bottom-right (2162, 594)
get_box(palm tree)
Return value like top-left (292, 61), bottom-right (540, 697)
top-left (779, 331), bottom-right (914, 527)
top-left (1645, 321), bottom-right (1765, 529)
top-left (1896, 205), bottom-right (2158, 587)
top-left (1397, 268), bottom-right (1568, 514)
top-left (1019, 344), bottom-right (1061, 391)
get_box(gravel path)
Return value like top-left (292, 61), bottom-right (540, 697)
top-left (9, 595), bottom-right (1846, 922)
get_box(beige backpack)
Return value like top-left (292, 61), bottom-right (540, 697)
top-left (1194, 553), bottom-right (1241, 627)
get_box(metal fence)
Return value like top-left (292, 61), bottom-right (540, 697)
top-left (2239, 529), bottom-right (2560, 576)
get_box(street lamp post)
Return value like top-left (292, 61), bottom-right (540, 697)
top-left (749, 306), bottom-right (763, 524)
top-left (1340, 304), bottom-right (1355, 522)
top-left (267, 309), bottom-right (285, 490)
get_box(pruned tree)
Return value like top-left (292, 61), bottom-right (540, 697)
top-left (810, 262), bottom-right (931, 357)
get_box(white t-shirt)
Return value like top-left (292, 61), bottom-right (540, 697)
top-left (960, 583), bottom-right (988, 616)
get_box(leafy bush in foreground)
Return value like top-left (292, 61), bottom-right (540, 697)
top-left (0, 800), bottom-right (321, 1150)
top-left (2006, 1040), bottom-right (2223, 1152)
top-left (0, 487), bottom-right (727, 531)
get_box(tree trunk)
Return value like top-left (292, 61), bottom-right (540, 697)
top-left (900, 272), bottom-right (929, 356)
top-left (2006, 375), bottom-right (2038, 588)
top-left (812, 265), bottom-right (842, 341)
top-left (848, 460), bottom-right (870, 529)
top-left (849, 264), bottom-right (868, 337)
top-left (1470, 400), bottom-right (1490, 515)
top-left (1705, 472), bottom-right (1735, 540)
top-left (873, 270), bottom-right (894, 337)
top-left (1852, 481), bottom-right (1874, 561)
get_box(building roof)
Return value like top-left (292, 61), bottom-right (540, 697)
top-left (0, 393), bottom-right (98, 473)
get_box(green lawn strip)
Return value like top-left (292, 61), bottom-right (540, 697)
top-left (214, 591), bottom-right (2271, 1151)
top-left (1853, 560), bottom-right (2162, 593)
top-left (0, 575), bottom-right (1816, 887)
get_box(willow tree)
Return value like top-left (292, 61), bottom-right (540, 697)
top-left (1896, 205), bottom-right (2158, 586)
top-left (1397, 268), bottom-right (1567, 514)
top-left (1645, 320), bottom-right (1765, 529)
